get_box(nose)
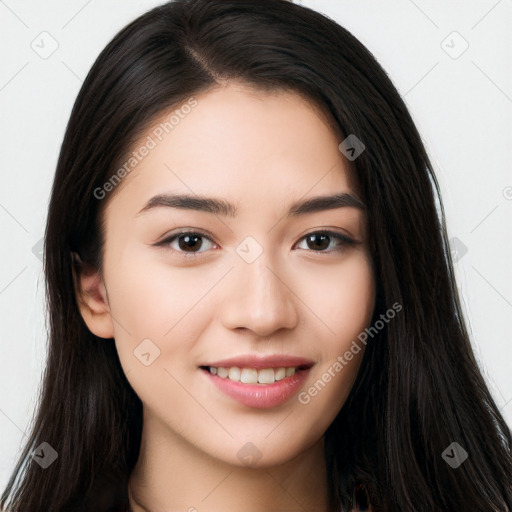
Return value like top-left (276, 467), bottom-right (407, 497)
top-left (219, 251), bottom-right (299, 337)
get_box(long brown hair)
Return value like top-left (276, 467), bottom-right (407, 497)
top-left (2, 1), bottom-right (511, 510)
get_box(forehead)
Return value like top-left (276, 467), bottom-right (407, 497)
top-left (104, 82), bottom-right (359, 217)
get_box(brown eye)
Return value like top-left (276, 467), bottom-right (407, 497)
top-left (159, 231), bottom-right (216, 255)
top-left (177, 233), bottom-right (204, 252)
top-left (305, 233), bottom-right (330, 251)
top-left (294, 231), bottom-right (357, 253)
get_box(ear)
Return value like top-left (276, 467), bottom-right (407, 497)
top-left (72, 252), bottom-right (115, 339)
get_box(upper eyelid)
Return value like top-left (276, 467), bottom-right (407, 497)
top-left (157, 229), bottom-right (359, 252)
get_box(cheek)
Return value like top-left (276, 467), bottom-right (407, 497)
top-left (103, 250), bottom-right (213, 413)
top-left (104, 241), bottom-right (221, 339)
top-left (103, 244), bottom-right (229, 388)
top-left (294, 252), bottom-right (374, 413)
top-left (298, 251), bottom-right (375, 344)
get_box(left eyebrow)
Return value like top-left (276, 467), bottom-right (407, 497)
top-left (136, 192), bottom-right (366, 218)
top-left (287, 192), bottom-right (365, 216)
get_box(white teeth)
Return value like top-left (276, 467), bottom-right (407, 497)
top-left (228, 367), bottom-right (240, 381)
top-left (274, 367), bottom-right (286, 381)
top-left (207, 366), bottom-right (298, 384)
top-left (257, 368), bottom-right (274, 384)
top-left (217, 367), bottom-right (229, 378)
top-left (241, 368), bottom-right (258, 384)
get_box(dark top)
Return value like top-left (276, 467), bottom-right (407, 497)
top-left (76, 473), bottom-right (372, 511)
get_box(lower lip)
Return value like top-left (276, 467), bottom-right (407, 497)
top-left (200, 367), bottom-right (312, 409)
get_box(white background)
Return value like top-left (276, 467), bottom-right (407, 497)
top-left (1, 0), bottom-right (511, 492)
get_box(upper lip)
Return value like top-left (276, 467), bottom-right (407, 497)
top-left (200, 354), bottom-right (315, 370)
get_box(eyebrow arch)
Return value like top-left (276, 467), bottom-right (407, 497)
top-left (136, 192), bottom-right (365, 218)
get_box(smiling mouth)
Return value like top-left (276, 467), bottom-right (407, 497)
top-left (199, 364), bottom-right (311, 385)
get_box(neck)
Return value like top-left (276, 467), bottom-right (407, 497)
top-left (127, 414), bottom-right (338, 512)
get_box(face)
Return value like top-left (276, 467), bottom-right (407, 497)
top-left (79, 82), bottom-right (376, 468)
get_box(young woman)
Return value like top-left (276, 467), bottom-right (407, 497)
top-left (1, 0), bottom-right (511, 510)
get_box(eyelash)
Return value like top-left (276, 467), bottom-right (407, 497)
top-left (155, 229), bottom-right (359, 259)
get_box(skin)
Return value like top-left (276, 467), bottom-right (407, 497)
top-left (77, 81), bottom-right (376, 512)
